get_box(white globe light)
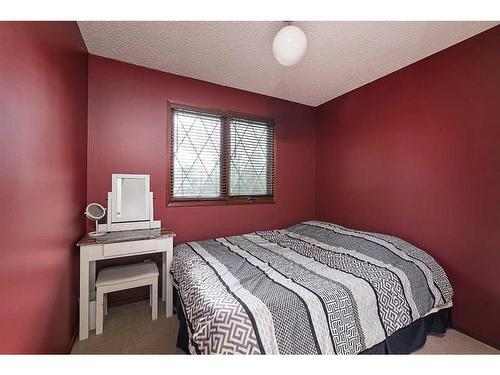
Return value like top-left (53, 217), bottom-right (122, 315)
top-left (272, 25), bottom-right (308, 66)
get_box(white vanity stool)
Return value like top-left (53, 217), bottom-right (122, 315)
top-left (95, 262), bottom-right (159, 335)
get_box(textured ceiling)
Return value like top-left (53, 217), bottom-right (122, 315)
top-left (78, 21), bottom-right (497, 106)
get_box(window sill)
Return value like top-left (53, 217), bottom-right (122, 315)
top-left (167, 198), bottom-right (275, 207)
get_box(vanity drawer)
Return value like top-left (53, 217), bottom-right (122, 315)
top-left (103, 239), bottom-right (157, 257)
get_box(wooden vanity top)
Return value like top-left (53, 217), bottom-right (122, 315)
top-left (77, 228), bottom-right (175, 247)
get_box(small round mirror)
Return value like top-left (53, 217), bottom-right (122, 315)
top-left (85, 203), bottom-right (106, 236)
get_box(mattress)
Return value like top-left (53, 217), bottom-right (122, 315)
top-left (170, 221), bottom-right (453, 354)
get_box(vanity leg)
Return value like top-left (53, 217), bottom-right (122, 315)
top-left (162, 252), bottom-right (166, 302)
top-left (89, 261), bottom-right (96, 296)
top-left (165, 249), bottom-right (173, 317)
top-left (79, 250), bottom-right (90, 340)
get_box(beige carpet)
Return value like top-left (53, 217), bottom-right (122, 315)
top-left (72, 300), bottom-right (184, 354)
top-left (72, 300), bottom-right (498, 355)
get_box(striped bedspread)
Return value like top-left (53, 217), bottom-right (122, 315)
top-left (170, 221), bottom-right (453, 354)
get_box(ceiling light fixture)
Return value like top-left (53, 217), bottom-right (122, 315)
top-left (272, 23), bottom-right (308, 66)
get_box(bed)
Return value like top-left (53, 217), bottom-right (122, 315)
top-left (170, 220), bottom-right (453, 354)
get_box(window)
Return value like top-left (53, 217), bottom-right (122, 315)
top-left (169, 103), bottom-right (275, 205)
top-left (230, 117), bottom-right (274, 196)
top-left (171, 108), bottom-right (222, 199)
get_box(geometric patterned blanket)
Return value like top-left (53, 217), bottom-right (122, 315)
top-left (170, 221), bottom-right (453, 354)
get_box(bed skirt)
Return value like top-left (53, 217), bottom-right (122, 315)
top-left (174, 289), bottom-right (452, 355)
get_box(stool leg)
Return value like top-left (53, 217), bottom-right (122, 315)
top-left (96, 289), bottom-right (104, 335)
top-left (152, 279), bottom-right (158, 320)
top-left (149, 285), bottom-right (152, 307)
top-left (104, 294), bottom-right (108, 316)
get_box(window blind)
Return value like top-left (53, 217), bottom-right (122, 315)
top-left (171, 107), bottom-right (223, 199)
top-left (229, 117), bottom-right (274, 197)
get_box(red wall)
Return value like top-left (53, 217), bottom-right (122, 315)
top-left (0, 22), bottom-right (88, 353)
top-left (87, 55), bottom-right (316, 301)
top-left (315, 26), bottom-right (500, 347)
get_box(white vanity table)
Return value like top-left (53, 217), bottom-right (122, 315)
top-left (77, 228), bottom-right (174, 340)
top-left (77, 174), bottom-right (174, 341)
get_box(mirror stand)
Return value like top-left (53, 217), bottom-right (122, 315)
top-left (97, 174), bottom-right (162, 233)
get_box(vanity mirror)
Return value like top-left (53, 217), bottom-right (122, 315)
top-left (84, 203), bottom-right (106, 236)
top-left (111, 174), bottom-right (150, 223)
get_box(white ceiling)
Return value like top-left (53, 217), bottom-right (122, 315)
top-left (78, 21), bottom-right (497, 106)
